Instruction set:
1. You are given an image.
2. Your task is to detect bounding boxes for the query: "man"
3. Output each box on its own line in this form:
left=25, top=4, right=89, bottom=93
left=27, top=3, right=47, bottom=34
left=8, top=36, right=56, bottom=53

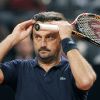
left=0, top=11, right=96, bottom=100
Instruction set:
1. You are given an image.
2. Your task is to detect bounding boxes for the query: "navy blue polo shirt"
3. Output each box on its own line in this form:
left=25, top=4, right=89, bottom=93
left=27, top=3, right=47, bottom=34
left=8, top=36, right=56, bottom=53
left=0, top=56, right=88, bottom=100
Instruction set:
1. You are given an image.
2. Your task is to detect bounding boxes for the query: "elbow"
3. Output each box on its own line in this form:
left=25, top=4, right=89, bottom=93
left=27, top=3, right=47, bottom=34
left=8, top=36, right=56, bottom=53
left=0, top=76, right=3, bottom=84
left=0, top=70, right=4, bottom=84
left=0, top=77, right=3, bottom=84
left=79, top=80, right=94, bottom=90
left=77, top=74, right=97, bottom=90
left=92, top=71, right=97, bottom=82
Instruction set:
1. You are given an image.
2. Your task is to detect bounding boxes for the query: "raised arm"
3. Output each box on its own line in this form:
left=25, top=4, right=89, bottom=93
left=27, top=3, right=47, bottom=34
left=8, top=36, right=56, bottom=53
left=51, top=21, right=97, bottom=90
left=0, top=19, right=35, bottom=84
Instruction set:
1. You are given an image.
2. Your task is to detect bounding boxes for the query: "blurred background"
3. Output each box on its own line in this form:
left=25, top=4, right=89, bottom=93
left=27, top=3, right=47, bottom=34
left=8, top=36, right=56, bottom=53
left=0, top=0, right=100, bottom=100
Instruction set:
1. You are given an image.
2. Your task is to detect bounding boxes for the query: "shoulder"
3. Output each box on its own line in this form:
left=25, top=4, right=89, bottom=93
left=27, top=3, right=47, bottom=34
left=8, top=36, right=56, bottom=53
left=0, top=59, right=36, bottom=69
left=13, top=59, right=36, bottom=67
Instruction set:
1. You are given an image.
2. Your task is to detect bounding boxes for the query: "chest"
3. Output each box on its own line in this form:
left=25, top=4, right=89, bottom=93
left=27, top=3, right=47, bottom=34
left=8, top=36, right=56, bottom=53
left=15, top=66, right=73, bottom=100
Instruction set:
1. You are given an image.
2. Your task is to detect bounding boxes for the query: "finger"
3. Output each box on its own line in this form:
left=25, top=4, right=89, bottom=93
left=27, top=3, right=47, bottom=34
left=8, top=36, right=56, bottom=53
left=32, top=19, right=36, bottom=24
left=19, top=20, right=35, bottom=29
left=50, top=21, right=71, bottom=25
left=20, top=25, right=32, bottom=40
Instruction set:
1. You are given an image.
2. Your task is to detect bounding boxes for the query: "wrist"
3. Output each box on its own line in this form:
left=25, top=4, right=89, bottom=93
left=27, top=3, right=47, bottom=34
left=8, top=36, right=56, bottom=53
left=8, top=34, right=18, bottom=46
left=60, top=35, right=71, bottom=40
left=61, top=38, right=78, bottom=54
left=60, top=32, right=72, bottom=40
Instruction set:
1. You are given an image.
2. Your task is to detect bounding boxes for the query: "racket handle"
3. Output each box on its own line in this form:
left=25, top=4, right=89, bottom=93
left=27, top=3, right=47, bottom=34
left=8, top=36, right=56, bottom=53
left=34, top=23, right=59, bottom=32
left=34, top=23, right=76, bottom=33
left=34, top=23, right=85, bottom=38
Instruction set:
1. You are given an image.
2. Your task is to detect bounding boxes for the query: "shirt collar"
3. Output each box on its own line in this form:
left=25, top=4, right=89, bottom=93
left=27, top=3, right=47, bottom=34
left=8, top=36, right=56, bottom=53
left=33, top=56, right=69, bottom=70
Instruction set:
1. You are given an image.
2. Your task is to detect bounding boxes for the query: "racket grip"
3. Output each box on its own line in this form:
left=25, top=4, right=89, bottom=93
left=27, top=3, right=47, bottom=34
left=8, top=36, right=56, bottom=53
left=34, top=23, right=59, bottom=32
left=34, top=23, right=85, bottom=38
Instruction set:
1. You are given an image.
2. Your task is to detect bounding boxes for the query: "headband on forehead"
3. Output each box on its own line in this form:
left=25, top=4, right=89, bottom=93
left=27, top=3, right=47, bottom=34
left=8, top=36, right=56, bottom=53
left=32, top=14, right=62, bottom=22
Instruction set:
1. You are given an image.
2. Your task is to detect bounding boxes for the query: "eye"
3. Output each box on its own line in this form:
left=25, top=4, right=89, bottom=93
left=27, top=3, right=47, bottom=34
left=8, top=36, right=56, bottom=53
left=47, top=35, right=55, bottom=41
left=34, top=35, right=41, bottom=41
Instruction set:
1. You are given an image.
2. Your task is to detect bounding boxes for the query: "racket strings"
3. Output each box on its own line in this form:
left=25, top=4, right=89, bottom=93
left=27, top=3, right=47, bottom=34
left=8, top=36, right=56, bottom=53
left=77, top=15, right=100, bottom=44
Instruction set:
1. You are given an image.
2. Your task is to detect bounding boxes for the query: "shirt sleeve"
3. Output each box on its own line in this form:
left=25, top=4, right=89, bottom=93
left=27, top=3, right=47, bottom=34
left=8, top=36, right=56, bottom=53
left=69, top=68, right=88, bottom=100
left=0, top=59, right=22, bottom=88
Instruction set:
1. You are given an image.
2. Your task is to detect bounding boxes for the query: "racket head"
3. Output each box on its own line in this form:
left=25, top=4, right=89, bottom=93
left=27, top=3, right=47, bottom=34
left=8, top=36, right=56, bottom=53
left=73, top=13, right=100, bottom=46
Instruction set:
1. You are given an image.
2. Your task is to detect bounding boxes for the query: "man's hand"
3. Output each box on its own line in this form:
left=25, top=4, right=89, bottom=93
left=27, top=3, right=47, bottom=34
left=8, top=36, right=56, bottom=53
left=11, top=19, right=36, bottom=45
left=51, top=21, right=73, bottom=40
left=0, top=19, right=36, bottom=62
left=51, top=20, right=96, bottom=90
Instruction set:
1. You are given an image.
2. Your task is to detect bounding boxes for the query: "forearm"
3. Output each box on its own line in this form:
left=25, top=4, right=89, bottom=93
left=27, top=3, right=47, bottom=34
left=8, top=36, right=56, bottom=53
left=54, top=20, right=97, bottom=90
left=0, top=34, right=16, bottom=62
left=66, top=49, right=97, bottom=90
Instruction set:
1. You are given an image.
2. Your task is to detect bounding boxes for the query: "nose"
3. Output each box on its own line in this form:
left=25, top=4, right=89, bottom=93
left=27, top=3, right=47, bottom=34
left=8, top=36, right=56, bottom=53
left=41, top=38, right=47, bottom=47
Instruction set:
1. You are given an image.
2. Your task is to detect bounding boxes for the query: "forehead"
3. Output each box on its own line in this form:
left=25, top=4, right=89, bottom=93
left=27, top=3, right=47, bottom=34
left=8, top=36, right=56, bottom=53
left=33, top=21, right=58, bottom=36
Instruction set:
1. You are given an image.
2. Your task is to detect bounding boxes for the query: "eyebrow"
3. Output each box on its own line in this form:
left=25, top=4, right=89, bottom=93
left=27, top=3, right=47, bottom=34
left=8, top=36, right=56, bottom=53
left=46, top=32, right=58, bottom=37
left=33, top=33, right=41, bottom=37
left=34, top=31, right=58, bottom=37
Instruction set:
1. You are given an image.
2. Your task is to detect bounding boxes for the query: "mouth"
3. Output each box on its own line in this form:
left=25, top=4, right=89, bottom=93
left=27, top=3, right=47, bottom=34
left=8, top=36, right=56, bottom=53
left=39, top=50, right=49, bottom=53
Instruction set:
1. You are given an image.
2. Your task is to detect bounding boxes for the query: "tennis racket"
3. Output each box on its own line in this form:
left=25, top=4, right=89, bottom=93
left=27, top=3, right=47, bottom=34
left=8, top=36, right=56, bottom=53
left=34, top=13, right=100, bottom=46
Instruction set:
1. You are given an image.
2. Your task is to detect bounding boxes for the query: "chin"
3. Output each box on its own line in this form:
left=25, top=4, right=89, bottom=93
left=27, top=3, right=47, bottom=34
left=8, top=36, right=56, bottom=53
left=39, top=52, right=49, bottom=58
left=39, top=55, right=50, bottom=59
left=38, top=54, right=55, bottom=62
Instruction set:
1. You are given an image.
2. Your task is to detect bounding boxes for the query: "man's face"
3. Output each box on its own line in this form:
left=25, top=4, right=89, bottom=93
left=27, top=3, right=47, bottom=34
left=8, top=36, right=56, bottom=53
left=32, top=21, right=61, bottom=62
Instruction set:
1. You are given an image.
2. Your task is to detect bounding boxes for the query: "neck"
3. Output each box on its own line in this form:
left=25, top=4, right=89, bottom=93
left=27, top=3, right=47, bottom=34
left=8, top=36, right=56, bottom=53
left=38, top=56, right=60, bottom=72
